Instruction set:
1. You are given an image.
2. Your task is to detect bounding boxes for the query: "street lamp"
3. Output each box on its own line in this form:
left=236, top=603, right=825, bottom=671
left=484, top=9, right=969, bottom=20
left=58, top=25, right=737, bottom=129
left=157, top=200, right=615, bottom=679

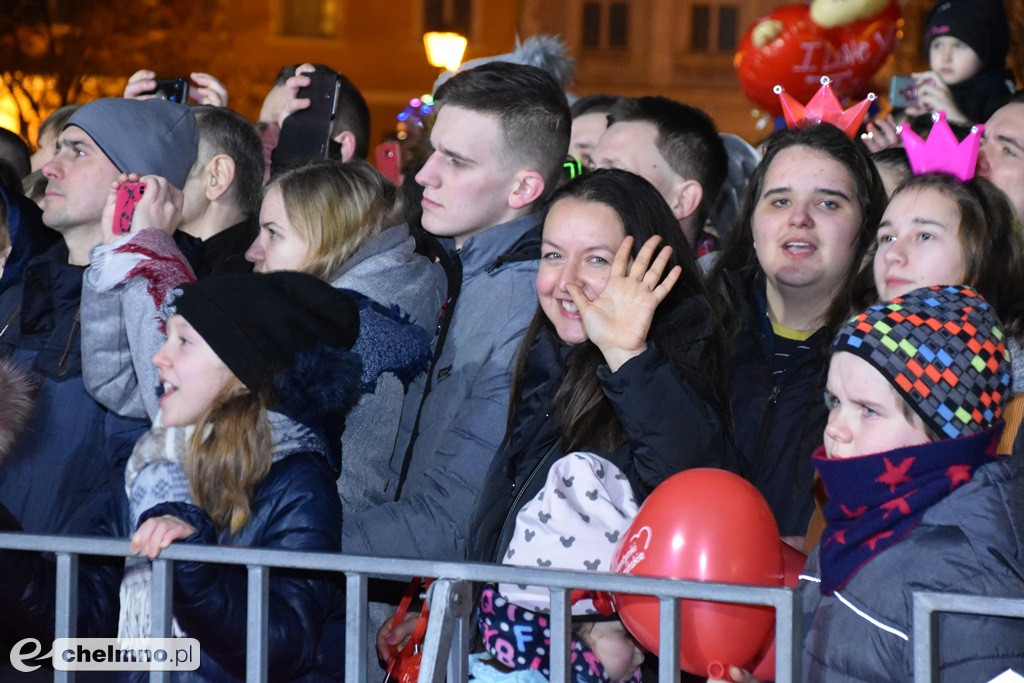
left=423, top=32, right=468, bottom=72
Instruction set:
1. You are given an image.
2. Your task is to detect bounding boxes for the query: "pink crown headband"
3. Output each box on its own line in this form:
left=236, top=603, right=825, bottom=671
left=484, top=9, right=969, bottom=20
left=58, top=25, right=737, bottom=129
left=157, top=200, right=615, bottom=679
left=774, top=77, right=876, bottom=139
left=898, top=111, right=983, bottom=182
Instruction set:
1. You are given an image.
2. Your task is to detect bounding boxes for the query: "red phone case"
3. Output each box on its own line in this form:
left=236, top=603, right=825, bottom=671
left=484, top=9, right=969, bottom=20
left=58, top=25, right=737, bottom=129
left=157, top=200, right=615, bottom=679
left=113, top=182, right=146, bottom=235
left=375, top=141, right=402, bottom=185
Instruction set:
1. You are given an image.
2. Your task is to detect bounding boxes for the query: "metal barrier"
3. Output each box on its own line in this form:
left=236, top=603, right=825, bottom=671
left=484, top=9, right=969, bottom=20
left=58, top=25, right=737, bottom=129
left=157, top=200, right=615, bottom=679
left=4, top=532, right=1020, bottom=683
left=0, top=531, right=801, bottom=683
left=912, top=591, right=1024, bottom=683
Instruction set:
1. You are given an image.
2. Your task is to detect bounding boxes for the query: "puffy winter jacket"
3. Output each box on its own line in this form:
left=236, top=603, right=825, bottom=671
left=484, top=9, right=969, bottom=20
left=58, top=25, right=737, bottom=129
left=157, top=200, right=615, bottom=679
left=800, top=446, right=1024, bottom=681
left=135, top=447, right=345, bottom=681
left=469, top=296, right=740, bottom=564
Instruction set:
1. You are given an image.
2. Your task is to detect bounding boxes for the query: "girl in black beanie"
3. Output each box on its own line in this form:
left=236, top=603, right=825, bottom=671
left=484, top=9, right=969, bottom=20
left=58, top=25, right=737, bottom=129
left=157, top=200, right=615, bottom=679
left=124, top=270, right=362, bottom=680
left=909, top=0, right=1015, bottom=125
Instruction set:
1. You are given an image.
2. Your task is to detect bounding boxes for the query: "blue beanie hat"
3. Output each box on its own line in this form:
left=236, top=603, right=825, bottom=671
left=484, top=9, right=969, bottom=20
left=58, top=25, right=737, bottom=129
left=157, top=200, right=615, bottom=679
left=66, top=98, right=199, bottom=188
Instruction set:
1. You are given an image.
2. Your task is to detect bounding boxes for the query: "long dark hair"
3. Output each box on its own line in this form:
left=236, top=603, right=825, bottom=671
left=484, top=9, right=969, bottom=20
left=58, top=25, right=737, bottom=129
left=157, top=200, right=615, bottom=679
left=508, top=168, right=730, bottom=453
left=708, top=124, right=887, bottom=339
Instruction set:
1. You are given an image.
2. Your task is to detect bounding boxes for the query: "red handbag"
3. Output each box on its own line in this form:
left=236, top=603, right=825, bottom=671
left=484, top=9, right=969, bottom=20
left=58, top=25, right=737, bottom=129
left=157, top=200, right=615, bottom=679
left=382, top=577, right=434, bottom=683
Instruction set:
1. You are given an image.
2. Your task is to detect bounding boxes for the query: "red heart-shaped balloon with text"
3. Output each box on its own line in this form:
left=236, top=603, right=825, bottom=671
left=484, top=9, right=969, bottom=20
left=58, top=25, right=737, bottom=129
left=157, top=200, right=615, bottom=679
left=735, top=2, right=902, bottom=116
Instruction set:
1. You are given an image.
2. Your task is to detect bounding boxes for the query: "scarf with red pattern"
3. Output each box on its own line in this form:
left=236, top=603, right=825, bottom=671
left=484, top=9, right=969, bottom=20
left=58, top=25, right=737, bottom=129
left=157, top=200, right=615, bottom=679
left=813, top=426, right=1001, bottom=594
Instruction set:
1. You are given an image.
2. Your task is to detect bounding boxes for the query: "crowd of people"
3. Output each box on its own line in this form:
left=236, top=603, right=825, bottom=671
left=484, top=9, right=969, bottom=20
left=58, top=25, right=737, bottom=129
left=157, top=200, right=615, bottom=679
left=0, top=0, right=1021, bottom=680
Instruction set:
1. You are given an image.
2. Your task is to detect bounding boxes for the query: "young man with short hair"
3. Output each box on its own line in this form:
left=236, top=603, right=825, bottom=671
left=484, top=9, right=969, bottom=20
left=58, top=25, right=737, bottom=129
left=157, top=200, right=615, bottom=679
left=594, top=96, right=727, bottom=261
left=343, top=61, right=571, bottom=561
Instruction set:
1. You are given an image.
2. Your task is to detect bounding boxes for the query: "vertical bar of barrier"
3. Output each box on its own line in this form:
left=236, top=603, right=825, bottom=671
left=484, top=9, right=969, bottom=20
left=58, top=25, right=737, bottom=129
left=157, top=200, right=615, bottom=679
left=419, top=579, right=459, bottom=683
left=148, top=558, right=174, bottom=683
left=344, top=572, right=368, bottom=683
left=444, top=581, right=472, bottom=683
left=246, top=564, right=269, bottom=683
left=658, top=596, right=681, bottom=682
left=549, top=587, right=571, bottom=683
left=775, top=586, right=801, bottom=683
left=913, top=595, right=938, bottom=683
left=54, top=552, right=79, bottom=683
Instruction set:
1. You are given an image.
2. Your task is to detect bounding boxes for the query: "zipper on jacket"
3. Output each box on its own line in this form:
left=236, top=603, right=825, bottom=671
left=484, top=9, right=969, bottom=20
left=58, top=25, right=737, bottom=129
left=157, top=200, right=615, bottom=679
left=0, top=305, right=21, bottom=339
left=57, top=309, right=80, bottom=377
left=492, top=439, right=561, bottom=564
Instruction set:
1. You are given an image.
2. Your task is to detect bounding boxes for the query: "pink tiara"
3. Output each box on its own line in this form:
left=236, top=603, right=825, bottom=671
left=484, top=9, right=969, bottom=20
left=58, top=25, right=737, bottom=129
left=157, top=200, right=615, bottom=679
left=774, top=77, right=875, bottom=139
left=898, top=111, right=983, bottom=182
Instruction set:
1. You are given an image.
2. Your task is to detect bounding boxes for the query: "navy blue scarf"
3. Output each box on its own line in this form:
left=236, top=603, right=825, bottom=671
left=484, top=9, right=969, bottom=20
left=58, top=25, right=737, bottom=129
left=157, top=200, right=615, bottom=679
left=813, top=427, right=1001, bottom=594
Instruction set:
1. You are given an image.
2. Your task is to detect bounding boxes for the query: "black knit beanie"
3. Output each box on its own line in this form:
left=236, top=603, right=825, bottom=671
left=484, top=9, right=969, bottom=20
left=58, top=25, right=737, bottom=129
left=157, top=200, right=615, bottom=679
left=171, top=271, right=359, bottom=392
left=924, top=0, right=1010, bottom=72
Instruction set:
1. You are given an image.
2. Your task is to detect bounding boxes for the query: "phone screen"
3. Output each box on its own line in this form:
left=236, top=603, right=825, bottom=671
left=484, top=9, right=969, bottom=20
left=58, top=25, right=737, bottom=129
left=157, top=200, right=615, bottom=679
left=153, top=79, right=190, bottom=104
left=889, top=76, right=918, bottom=109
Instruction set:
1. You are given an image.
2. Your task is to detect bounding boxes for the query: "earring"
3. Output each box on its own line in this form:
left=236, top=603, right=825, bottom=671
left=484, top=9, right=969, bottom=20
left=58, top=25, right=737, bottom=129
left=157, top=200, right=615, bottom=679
left=209, top=178, right=217, bottom=186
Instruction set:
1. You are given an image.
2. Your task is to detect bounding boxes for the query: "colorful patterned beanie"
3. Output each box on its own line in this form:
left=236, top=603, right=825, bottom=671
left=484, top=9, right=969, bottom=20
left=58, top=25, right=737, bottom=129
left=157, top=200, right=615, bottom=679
left=831, top=285, right=1011, bottom=439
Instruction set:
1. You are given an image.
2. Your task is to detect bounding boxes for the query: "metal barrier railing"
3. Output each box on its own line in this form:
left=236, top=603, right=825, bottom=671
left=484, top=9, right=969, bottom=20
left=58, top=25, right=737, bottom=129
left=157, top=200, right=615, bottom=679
left=912, top=591, right=1024, bottom=683
left=0, top=532, right=801, bottom=683
left=7, top=532, right=1021, bottom=683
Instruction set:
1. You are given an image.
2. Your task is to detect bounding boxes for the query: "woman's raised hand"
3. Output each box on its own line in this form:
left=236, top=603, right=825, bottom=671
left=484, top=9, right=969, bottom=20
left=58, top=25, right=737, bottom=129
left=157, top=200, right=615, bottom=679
left=566, top=235, right=681, bottom=372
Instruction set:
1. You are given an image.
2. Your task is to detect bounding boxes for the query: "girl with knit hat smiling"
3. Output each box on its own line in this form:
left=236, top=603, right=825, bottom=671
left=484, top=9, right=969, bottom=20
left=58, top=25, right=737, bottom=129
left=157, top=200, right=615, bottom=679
left=710, top=285, right=1024, bottom=682
left=122, top=270, right=363, bottom=680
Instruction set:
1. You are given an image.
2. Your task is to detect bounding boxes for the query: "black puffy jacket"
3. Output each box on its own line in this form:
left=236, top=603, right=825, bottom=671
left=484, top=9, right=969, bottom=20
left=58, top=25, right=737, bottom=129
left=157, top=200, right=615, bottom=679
left=133, top=448, right=344, bottom=682
left=468, top=302, right=739, bottom=564
left=0, top=445, right=344, bottom=682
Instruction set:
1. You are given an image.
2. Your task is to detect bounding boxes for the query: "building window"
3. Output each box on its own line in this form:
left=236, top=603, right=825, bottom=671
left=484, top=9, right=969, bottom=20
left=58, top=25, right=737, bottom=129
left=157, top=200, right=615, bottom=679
left=279, top=0, right=337, bottom=38
left=690, top=3, right=738, bottom=54
left=425, top=0, right=472, bottom=36
left=582, top=0, right=630, bottom=50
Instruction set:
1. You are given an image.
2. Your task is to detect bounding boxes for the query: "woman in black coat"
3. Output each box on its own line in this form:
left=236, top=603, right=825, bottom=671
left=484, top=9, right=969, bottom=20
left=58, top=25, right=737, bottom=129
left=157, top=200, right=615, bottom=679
left=468, top=169, right=739, bottom=565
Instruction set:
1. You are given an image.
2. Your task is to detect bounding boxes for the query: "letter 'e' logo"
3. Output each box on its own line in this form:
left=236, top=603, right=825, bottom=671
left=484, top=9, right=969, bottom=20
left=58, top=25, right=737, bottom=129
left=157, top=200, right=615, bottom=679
left=10, top=638, right=52, bottom=673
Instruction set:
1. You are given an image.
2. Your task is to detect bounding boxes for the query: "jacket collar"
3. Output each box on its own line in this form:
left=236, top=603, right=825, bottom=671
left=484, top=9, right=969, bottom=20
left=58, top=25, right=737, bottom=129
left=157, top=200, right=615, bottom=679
left=435, top=212, right=544, bottom=278
left=21, top=240, right=84, bottom=336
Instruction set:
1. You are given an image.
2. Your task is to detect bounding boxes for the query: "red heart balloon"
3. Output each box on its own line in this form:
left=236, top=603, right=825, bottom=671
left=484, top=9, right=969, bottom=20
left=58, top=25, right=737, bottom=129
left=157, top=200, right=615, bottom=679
left=735, top=2, right=902, bottom=116
left=610, top=468, right=784, bottom=678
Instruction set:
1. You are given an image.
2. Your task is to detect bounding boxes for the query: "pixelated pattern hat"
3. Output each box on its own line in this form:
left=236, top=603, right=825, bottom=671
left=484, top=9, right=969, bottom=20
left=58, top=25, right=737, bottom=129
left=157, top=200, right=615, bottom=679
left=831, top=285, right=1011, bottom=439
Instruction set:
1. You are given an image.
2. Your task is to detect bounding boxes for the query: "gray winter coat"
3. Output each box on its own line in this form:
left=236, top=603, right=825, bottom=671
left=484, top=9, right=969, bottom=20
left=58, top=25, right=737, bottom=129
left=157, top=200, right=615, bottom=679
left=342, top=213, right=542, bottom=560
left=332, top=224, right=441, bottom=518
left=800, top=447, right=1024, bottom=682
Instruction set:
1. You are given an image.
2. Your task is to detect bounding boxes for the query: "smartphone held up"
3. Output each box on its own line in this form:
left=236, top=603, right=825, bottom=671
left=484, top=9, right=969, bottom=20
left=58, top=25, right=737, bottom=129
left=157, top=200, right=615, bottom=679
left=889, top=75, right=918, bottom=110
left=271, top=67, right=341, bottom=175
left=113, top=182, right=146, bottom=236
left=150, top=78, right=190, bottom=104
